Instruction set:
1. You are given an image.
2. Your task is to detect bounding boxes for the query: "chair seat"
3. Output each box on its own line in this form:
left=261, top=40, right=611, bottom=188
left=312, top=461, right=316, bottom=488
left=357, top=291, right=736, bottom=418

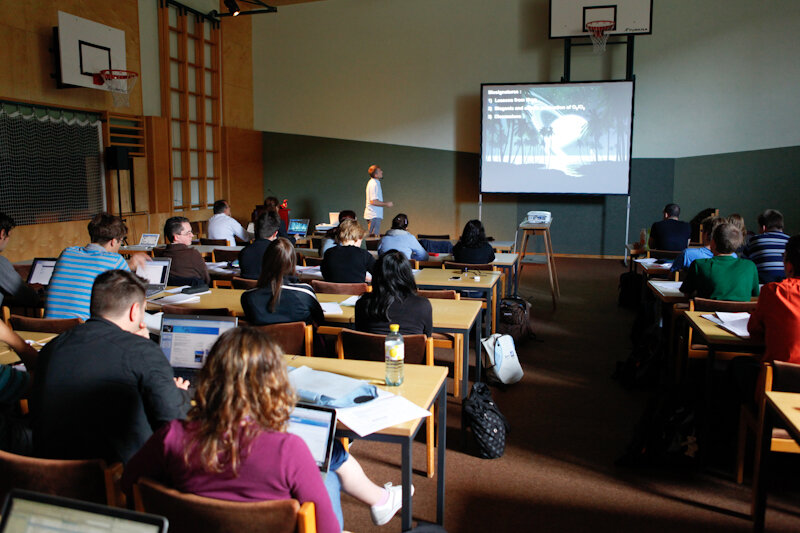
left=432, top=332, right=454, bottom=341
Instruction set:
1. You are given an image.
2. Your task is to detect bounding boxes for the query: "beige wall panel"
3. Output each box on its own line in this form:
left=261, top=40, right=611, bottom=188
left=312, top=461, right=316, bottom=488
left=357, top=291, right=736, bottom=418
left=222, top=127, right=263, bottom=223
left=220, top=8, right=252, bottom=129
left=222, top=84, right=253, bottom=132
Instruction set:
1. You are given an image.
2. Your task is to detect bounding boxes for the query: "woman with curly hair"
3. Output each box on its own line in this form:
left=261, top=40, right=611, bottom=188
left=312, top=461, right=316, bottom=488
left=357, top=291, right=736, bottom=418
left=122, top=327, right=407, bottom=530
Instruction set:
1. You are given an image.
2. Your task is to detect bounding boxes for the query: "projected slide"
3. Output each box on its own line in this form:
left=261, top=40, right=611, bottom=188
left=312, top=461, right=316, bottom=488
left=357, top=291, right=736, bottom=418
left=480, top=81, right=633, bottom=195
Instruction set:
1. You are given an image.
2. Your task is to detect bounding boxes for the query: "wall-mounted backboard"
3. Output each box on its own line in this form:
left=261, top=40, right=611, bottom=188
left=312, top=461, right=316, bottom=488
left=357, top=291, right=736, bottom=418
left=550, top=0, right=653, bottom=38
left=57, top=11, right=126, bottom=91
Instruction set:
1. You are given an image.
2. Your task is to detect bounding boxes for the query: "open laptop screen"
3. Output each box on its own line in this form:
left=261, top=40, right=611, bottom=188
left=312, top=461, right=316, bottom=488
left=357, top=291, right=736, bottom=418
left=159, top=315, right=238, bottom=370
left=137, top=259, right=171, bottom=286
left=138, top=233, right=160, bottom=247
left=287, top=219, right=309, bottom=236
left=27, top=258, right=57, bottom=285
left=287, top=403, right=337, bottom=473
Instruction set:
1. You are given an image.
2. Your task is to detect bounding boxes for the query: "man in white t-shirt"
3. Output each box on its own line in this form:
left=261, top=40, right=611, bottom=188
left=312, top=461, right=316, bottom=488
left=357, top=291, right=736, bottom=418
left=207, top=199, right=249, bottom=246
left=363, top=165, right=393, bottom=236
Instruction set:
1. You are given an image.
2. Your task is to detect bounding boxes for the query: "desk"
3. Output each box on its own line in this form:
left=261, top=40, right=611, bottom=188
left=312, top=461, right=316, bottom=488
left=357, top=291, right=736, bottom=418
left=285, top=355, right=447, bottom=531
left=648, top=280, right=689, bottom=380
left=636, top=260, right=674, bottom=279
left=0, top=331, right=58, bottom=365
left=417, top=253, right=519, bottom=298
left=518, top=222, right=559, bottom=309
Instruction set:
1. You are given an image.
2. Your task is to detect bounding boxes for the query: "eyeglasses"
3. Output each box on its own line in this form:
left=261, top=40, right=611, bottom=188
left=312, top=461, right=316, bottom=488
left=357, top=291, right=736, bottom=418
left=179, top=230, right=194, bottom=236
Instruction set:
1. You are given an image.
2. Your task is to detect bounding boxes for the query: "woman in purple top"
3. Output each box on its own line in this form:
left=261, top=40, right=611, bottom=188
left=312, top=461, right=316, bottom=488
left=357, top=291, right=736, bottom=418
left=122, top=327, right=408, bottom=531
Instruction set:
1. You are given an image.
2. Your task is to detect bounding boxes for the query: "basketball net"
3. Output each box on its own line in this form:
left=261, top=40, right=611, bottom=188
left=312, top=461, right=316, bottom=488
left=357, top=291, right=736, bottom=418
left=586, top=21, right=614, bottom=54
left=99, top=70, right=139, bottom=108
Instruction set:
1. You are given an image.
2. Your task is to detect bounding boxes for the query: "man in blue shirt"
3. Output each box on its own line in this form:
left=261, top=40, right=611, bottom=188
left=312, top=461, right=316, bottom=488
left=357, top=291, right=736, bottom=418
left=378, top=213, right=429, bottom=261
left=744, top=209, right=790, bottom=283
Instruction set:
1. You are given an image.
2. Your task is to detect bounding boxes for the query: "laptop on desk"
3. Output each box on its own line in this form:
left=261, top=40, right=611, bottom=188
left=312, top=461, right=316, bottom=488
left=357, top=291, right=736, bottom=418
left=26, top=258, right=57, bottom=286
left=136, top=258, right=172, bottom=297
left=287, top=218, right=310, bottom=237
left=287, top=403, right=337, bottom=474
left=159, top=314, right=238, bottom=382
left=125, top=233, right=161, bottom=251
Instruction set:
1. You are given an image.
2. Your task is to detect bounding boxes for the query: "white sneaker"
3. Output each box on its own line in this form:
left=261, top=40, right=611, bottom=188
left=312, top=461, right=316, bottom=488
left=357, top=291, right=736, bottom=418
left=370, top=482, right=414, bottom=526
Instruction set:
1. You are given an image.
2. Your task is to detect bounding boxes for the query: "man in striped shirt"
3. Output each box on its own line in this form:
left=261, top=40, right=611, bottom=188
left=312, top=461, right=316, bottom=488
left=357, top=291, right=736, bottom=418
left=45, top=213, right=149, bottom=319
left=743, top=209, right=790, bottom=284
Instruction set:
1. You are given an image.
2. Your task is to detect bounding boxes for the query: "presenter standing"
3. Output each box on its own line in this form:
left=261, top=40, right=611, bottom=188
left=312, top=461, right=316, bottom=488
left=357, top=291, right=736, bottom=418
left=363, top=164, right=393, bottom=236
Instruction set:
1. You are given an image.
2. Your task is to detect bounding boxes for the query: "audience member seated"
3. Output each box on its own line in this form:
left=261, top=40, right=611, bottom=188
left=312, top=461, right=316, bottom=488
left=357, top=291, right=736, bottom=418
left=122, top=327, right=409, bottom=531
left=670, top=216, right=726, bottom=272
left=320, top=210, right=357, bottom=256
left=743, top=208, right=790, bottom=284
left=377, top=214, right=429, bottom=261
left=161, top=217, right=210, bottom=287
left=649, top=203, right=691, bottom=251
left=207, top=199, right=249, bottom=246
left=0, top=320, right=39, bottom=454
left=321, top=219, right=375, bottom=283
left=679, top=222, right=759, bottom=301
left=239, top=211, right=280, bottom=280
left=453, top=219, right=495, bottom=264
left=241, top=238, right=323, bottom=326
left=263, top=196, right=295, bottom=245
left=45, top=213, right=149, bottom=320
left=355, top=251, right=432, bottom=336
left=0, top=212, right=41, bottom=308
left=727, top=213, right=750, bottom=254
left=31, top=270, right=191, bottom=464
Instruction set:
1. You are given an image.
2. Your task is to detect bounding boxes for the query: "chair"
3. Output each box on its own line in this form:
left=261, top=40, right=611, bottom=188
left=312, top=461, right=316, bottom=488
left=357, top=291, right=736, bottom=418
left=254, top=321, right=313, bottom=356
left=160, top=305, right=231, bottom=316
left=335, top=329, right=437, bottom=477
left=133, top=478, right=316, bottom=533
left=189, top=220, right=204, bottom=239
left=295, top=251, right=307, bottom=267
left=738, top=362, right=800, bottom=515
left=304, top=256, right=323, bottom=267
left=212, top=248, right=240, bottom=263
left=310, top=280, right=369, bottom=296
left=418, top=234, right=450, bottom=240
left=234, top=236, right=251, bottom=245
left=232, top=276, right=258, bottom=290
left=365, top=238, right=380, bottom=251
left=8, top=315, right=82, bottom=333
left=417, top=290, right=465, bottom=396
left=646, top=249, right=681, bottom=261
left=200, top=238, right=228, bottom=246
left=0, top=449, right=122, bottom=507
left=413, top=260, right=444, bottom=269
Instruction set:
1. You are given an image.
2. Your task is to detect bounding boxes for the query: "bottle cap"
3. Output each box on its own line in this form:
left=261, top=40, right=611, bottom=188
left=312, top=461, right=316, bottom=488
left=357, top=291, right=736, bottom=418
left=389, top=324, right=400, bottom=333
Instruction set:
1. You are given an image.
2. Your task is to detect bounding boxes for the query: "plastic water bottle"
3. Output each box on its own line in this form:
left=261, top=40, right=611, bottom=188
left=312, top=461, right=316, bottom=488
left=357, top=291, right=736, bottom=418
left=384, top=324, right=404, bottom=386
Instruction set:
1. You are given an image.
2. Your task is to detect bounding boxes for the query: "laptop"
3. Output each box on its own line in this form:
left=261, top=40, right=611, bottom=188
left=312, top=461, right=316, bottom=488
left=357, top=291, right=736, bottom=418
left=329, top=212, right=339, bottom=225
left=287, top=403, right=338, bottom=474
left=26, top=258, right=57, bottom=285
left=287, top=218, right=310, bottom=237
left=0, top=489, right=168, bottom=533
left=159, top=314, right=238, bottom=382
left=125, top=233, right=161, bottom=252
left=136, top=258, right=172, bottom=297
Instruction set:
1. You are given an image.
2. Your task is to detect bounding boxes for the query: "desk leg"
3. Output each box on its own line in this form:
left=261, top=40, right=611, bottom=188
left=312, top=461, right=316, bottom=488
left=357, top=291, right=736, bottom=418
left=541, top=229, right=558, bottom=309
left=437, top=382, right=446, bottom=525
left=401, top=438, right=413, bottom=531
left=519, top=231, right=531, bottom=271
left=490, top=285, right=497, bottom=335
left=753, top=404, right=773, bottom=532
left=474, top=310, right=483, bottom=385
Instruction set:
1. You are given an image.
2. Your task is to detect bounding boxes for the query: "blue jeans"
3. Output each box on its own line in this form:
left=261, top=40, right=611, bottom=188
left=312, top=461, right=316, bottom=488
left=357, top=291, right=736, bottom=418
left=322, top=439, right=348, bottom=529
left=367, top=218, right=382, bottom=236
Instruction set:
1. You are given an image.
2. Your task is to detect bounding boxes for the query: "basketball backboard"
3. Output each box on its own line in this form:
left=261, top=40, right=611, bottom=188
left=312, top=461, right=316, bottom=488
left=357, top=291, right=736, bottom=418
left=549, top=0, right=653, bottom=38
left=57, top=11, right=126, bottom=91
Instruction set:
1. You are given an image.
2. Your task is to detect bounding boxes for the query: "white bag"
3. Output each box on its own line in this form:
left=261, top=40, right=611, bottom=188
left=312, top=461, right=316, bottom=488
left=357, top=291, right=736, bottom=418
left=481, top=334, right=523, bottom=385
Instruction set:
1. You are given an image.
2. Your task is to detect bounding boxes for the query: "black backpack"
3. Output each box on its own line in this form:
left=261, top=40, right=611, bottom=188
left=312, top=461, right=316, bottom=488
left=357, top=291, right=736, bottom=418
left=497, top=297, right=536, bottom=343
left=463, top=383, right=509, bottom=459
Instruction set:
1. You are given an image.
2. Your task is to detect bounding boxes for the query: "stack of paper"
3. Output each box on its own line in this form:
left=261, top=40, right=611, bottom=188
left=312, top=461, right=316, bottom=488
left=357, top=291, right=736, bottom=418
left=148, top=293, right=205, bottom=305
left=702, top=312, right=751, bottom=338
left=320, top=302, right=343, bottom=315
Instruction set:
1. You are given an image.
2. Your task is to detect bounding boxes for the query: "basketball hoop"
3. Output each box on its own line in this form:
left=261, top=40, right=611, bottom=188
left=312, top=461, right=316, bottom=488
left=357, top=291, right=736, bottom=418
left=94, top=69, right=139, bottom=108
left=586, top=20, right=614, bottom=54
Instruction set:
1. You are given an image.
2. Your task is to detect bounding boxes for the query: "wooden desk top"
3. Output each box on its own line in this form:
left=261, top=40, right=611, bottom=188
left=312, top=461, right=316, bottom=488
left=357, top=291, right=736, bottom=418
left=766, top=391, right=800, bottom=444
left=0, top=331, right=59, bottom=365
left=518, top=222, right=552, bottom=230
left=415, top=268, right=501, bottom=290
left=683, top=311, right=764, bottom=349
left=283, top=355, right=447, bottom=438
left=648, top=280, right=689, bottom=304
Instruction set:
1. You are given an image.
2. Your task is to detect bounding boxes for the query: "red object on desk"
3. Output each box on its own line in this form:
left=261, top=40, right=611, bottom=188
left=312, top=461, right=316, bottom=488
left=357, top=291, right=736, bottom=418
left=429, top=253, right=439, bottom=257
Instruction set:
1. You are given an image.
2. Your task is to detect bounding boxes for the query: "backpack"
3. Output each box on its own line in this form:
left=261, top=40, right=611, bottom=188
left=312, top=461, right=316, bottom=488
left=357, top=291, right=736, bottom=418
left=463, top=383, right=509, bottom=459
left=497, top=297, right=535, bottom=343
left=618, top=271, right=644, bottom=309
left=481, top=334, right=523, bottom=385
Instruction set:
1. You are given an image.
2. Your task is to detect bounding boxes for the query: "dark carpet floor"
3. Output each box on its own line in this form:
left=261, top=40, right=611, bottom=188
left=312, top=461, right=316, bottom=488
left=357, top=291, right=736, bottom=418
left=339, top=258, right=800, bottom=532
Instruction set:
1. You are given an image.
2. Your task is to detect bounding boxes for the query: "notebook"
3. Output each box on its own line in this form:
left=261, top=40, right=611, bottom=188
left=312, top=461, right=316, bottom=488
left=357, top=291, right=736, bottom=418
left=287, top=218, right=310, bottom=236
left=136, top=258, right=172, bottom=297
left=26, top=258, right=57, bottom=285
left=287, top=403, right=338, bottom=473
left=159, top=314, right=238, bottom=381
left=0, top=489, right=168, bottom=533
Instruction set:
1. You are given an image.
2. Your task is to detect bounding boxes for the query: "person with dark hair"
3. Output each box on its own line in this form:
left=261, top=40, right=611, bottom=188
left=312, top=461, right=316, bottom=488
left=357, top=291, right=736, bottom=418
left=31, top=270, right=190, bottom=464
left=207, top=199, right=249, bottom=246
left=743, top=208, right=790, bottom=283
left=453, top=219, right=495, bottom=264
left=45, top=212, right=149, bottom=320
left=241, top=238, right=323, bottom=325
left=321, top=219, right=375, bottom=283
left=262, top=196, right=295, bottom=245
left=378, top=214, right=429, bottom=261
left=670, top=216, right=728, bottom=272
left=122, top=327, right=409, bottom=530
left=363, top=165, right=393, bottom=236
left=239, top=211, right=281, bottom=280
left=320, top=210, right=358, bottom=256
left=161, top=217, right=210, bottom=286
left=649, top=203, right=691, bottom=251
left=355, top=251, right=432, bottom=336
left=0, top=319, right=39, bottom=454
left=679, top=222, right=759, bottom=301
left=0, top=212, right=41, bottom=308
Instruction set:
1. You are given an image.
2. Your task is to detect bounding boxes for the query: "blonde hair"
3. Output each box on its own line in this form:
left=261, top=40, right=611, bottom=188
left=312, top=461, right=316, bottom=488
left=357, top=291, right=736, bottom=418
left=727, top=213, right=746, bottom=234
left=337, top=218, right=366, bottom=243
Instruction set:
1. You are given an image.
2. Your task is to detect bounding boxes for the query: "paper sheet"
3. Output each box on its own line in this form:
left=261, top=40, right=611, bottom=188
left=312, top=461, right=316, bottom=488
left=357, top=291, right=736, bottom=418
left=336, top=394, right=432, bottom=437
left=649, top=280, right=684, bottom=297
left=320, top=302, right=343, bottom=315
left=634, top=258, right=658, bottom=264
left=339, top=295, right=360, bottom=306
left=147, top=293, right=204, bottom=305
left=702, top=312, right=751, bottom=338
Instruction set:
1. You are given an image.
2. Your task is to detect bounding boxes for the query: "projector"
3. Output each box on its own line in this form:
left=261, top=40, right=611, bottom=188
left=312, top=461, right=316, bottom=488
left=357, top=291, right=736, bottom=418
left=525, top=211, right=552, bottom=224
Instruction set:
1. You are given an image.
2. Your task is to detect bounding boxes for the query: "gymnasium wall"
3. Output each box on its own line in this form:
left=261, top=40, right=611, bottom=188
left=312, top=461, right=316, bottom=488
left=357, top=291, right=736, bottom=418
left=255, top=0, right=800, bottom=255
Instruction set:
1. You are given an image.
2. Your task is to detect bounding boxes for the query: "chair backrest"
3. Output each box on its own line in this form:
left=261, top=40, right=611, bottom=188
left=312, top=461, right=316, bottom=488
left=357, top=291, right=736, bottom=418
left=365, top=238, right=380, bottom=251
left=200, top=238, right=228, bottom=246
left=443, top=261, right=496, bottom=272
left=232, top=276, right=258, bottom=290
left=234, top=236, right=250, bottom=245
left=295, top=251, right=307, bottom=267
left=311, top=280, right=368, bottom=296
left=0, top=449, right=117, bottom=506
left=772, top=361, right=800, bottom=393
left=690, top=297, right=758, bottom=313
left=254, top=321, right=313, bottom=356
left=417, top=289, right=459, bottom=300
left=133, top=478, right=315, bottom=533
left=160, top=305, right=231, bottom=316
left=414, top=260, right=444, bottom=269
left=417, top=234, right=450, bottom=240
left=213, top=248, right=239, bottom=263
left=8, top=315, right=82, bottom=333
left=190, top=220, right=204, bottom=239
left=304, top=256, right=323, bottom=267
left=152, top=247, right=167, bottom=258
left=336, top=328, right=432, bottom=365
left=647, top=249, right=681, bottom=261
